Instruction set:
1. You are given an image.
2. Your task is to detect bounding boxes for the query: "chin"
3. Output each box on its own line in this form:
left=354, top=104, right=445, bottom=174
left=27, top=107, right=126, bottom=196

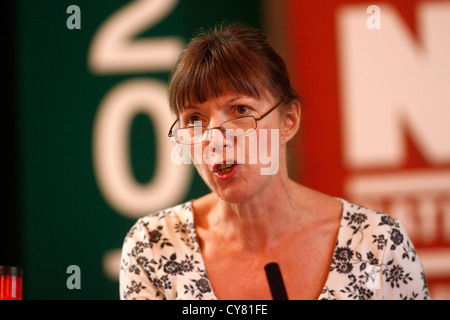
left=196, top=164, right=273, bottom=204
left=215, top=187, right=253, bottom=204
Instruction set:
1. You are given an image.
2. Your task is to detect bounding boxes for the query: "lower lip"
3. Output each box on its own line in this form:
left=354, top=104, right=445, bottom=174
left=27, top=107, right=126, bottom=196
left=214, top=164, right=239, bottom=180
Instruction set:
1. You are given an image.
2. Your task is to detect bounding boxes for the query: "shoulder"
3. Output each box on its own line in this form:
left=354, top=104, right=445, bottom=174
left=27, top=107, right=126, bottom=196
left=338, top=199, right=419, bottom=257
left=337, top=199, right=397, bottom=247
left=341, top=198, right=396, bottom=228
left=122, top=201, right=200, bottom=259
left=337, top=198, right=412, bottom=258
left=120, top=201, right=214, bottom=300
left=333, top=199, right=396, bottom=270
left=330, top=199, right=430, bottom=300
left=124, top=201, right=195, bottom=243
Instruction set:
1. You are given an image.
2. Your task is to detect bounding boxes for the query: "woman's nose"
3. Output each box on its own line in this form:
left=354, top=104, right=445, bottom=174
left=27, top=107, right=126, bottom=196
left=206, top=127, right=227, bottom=150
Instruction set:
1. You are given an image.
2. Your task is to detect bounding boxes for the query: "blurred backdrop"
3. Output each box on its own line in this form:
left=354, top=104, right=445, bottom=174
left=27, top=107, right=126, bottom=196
left=3, top=0, right=449, bottom=299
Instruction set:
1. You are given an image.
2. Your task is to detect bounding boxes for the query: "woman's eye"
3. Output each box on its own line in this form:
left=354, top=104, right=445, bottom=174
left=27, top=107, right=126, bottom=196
left=235, top=105, right=251, bottom=116
left=186, top=115, right=203, bottom=126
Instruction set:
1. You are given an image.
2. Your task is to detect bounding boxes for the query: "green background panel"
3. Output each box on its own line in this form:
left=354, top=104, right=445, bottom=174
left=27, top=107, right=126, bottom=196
left=16, top=0, right=261, bottom=299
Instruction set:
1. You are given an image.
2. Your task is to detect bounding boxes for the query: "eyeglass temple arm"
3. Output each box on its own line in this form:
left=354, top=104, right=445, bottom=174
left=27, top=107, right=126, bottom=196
left=255, top=99, right=284, bottom=121
left=168, top=119, right=179, bottom=137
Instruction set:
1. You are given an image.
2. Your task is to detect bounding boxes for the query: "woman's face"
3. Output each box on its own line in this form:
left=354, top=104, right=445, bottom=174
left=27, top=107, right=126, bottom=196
left=178, top=93, right=285, bottom=203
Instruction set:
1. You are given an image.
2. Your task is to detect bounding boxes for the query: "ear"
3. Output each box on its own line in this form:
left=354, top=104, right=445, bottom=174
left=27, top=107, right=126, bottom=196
left=280, top=100, right=301, bottom=145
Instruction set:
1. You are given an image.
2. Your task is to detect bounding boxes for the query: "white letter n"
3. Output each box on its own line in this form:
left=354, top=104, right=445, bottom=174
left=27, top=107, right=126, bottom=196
left=338, top=3, right=450, bottom=169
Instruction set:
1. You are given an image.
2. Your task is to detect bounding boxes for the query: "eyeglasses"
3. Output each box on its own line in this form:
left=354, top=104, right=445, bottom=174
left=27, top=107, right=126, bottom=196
left=168, top=98, right=285, bottom=145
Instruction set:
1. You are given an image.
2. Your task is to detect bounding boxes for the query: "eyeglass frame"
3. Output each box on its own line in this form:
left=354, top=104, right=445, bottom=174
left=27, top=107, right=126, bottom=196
left=167, top=97, right=286, bottom=144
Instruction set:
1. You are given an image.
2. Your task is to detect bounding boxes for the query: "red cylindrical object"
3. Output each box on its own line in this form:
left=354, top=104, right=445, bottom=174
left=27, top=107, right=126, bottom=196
left=0, top=266, right=23, bottom=300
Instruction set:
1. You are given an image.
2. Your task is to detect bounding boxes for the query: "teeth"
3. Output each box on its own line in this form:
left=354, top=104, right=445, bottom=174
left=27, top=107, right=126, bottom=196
left=220, top=166, right=233, bottom=174
left=217, top=163, right=234, bottom=173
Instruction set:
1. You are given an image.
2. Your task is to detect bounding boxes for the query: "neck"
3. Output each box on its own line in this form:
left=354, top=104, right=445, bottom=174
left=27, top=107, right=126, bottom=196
left=211, top=167, right=301, bottom=253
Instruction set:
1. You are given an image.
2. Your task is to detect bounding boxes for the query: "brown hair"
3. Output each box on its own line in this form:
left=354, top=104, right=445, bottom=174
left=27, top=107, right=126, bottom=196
left=168, top=22, right=301, bottom=117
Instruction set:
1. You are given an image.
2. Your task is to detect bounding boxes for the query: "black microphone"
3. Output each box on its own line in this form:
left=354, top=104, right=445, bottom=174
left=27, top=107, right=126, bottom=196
left=264, top=262, right=288, bottom=300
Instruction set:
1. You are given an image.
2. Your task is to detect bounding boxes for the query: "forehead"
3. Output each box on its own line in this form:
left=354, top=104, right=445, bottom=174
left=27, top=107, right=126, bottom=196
left=171, top=45, right=275, bottom=116
left=178, top=91, right=275, bottom=114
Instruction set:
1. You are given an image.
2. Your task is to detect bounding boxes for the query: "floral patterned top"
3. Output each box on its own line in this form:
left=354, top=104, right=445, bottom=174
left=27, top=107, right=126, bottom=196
left=119, top=198, right=430, bottom=300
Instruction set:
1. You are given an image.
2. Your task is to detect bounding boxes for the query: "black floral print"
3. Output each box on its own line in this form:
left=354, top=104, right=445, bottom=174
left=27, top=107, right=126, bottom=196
left=120, top=199, right=430, bottom=300
left=148, top=229, right=162, bottom=243
left=390, top=228, right=404, bottom=247
left=335, top=247, right=354, bottom=261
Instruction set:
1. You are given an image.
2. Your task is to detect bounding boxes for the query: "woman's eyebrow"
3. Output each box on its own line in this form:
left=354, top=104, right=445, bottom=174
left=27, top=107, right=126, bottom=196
left=182, top=96, right=257, bottom=110
left=182, top=104, right=201, bottom=110
left=183, top=98, right=241, bottom=110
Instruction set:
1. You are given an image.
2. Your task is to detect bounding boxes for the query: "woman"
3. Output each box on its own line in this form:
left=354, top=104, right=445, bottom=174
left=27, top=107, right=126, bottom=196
left=120, top=23, right=430, bottom=300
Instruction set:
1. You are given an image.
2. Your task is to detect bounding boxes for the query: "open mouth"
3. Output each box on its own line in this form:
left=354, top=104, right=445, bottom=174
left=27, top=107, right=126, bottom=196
left=214, top=163, right=235, bottom=174
left=213, top=162, right=239, bottom=180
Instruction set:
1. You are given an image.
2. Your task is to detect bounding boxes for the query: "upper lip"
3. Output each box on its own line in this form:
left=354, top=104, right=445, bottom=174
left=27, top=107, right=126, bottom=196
left=213, top=161, right=237, bottom=172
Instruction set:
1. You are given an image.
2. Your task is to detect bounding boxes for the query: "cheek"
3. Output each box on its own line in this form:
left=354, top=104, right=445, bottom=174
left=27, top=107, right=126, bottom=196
left=188, top=144, right=204, bottom=164
left=193, top=161, right=216, bottom=191
left=255, top=127, right=280, bottom=160
left=234, top=133, right=256, bottom=164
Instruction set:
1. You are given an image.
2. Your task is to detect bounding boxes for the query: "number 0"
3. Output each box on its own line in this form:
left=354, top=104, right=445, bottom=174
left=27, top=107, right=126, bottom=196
left=92, top=79, right=191, bottom=217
